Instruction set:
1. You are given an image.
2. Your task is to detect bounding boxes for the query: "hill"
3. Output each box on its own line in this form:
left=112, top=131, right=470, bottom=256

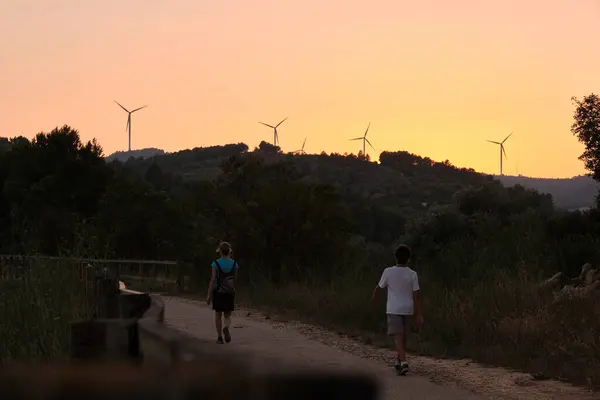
left=105, top=148, right=166, bottom=163
left=5, top=138, right=597, bottom=210
left=496, top=175, right=597, bottom=210
left=113, top=142, right=595, bottom=211
left=118, top=142, right=492, bottom=197
left=114, top=142, right=558, bottom=244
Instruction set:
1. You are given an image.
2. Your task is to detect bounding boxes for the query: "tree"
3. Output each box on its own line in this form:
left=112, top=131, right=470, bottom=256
left=0, top=126, right=108, bottom=254
left=0, top=137, right=11, bottom=153
left=255, top=141, right=281, bottom=154
left=571, top=94, right=600, bottom=181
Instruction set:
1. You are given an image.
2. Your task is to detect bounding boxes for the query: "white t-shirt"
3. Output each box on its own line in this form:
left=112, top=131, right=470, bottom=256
left=377, top=266, right=420, bottom=315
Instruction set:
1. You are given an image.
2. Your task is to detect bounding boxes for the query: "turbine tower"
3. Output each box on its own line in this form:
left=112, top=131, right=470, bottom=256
left=349, top=123, right=375, bottom=156
left=115, top=101, right=148, bottom=151
left=294, top=137, right=307, bottom=154
left=259, top=117, right=288, bottom=147
left=487, top=132, right=513, bottom=176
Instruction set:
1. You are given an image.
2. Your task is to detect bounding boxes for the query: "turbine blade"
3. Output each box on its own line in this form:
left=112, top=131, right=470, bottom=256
left=349, top=137, right=362, bottom=141
left=364, top=122, right=370, bottom=138
left=275, top=117, right=288, bottom=128
left=502, top=145, right=507, bottom=159
left=131, top=105, right=148, bottom=113
left=115, top=101, right=129, bottom=113
left=487, top=140, right=501, bottom=144
left=259, top=122, right=274, bottom=128
left=302, top=137, right=306, bottom=149
left=366, top=138, right=375, bottom=150
left=126, top=116, right=130, bottom=132
left=502, top=132, right=513, bottom=144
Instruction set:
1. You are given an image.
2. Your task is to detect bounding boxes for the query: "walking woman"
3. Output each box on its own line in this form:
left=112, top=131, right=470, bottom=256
left=206, top=242, right=239, bottom=344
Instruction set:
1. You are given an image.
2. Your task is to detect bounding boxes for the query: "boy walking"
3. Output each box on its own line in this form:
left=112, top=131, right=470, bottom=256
left=372, top=245, right=423, bottom=375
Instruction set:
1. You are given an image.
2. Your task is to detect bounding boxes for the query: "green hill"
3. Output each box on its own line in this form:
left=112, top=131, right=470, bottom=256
left=111, top=142, right=595, bottom=212
left=112, top=142, right=559, bottom=244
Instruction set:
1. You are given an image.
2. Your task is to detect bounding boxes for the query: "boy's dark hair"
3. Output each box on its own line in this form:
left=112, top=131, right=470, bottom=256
left=395, top=245, right=411, bottom=264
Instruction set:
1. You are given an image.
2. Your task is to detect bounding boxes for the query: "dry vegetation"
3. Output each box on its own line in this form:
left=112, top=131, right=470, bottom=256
left=233, top=238, right=600, bottom=389
left=0, top=259, right=93, bottom=362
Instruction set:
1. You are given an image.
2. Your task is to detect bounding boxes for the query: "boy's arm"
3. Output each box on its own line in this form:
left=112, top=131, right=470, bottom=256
left=371, top=285, right=383, bottom=304
left=371, top=269, right=388, bottom=305
left=413, top=290, right=423, bottom=320
left=413, top=272, right=423, bottom=324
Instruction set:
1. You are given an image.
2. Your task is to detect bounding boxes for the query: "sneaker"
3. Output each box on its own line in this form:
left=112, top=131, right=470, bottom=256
left=399, top=362, right=409, bottom=375
left=216, top=336, right=224, bottom=344
left=394, top=361, right=409, bottom=376
left=223, top=327, right=231, bottom=343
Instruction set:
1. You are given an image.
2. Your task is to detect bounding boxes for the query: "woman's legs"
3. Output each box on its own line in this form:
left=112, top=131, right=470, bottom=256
left=223, top=311, right=232, bottom=342
left=223, top=311, right=232, bottom=329
left=214, top=311, right=223, bottom=342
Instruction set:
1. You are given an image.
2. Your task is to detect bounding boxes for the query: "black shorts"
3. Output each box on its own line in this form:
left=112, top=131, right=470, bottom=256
left=212, top=290, right=235, bottom=312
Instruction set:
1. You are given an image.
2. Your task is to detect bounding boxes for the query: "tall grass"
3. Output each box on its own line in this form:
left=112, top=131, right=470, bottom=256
left=233, top=221, right=600, bottom=388
left=0, top=258, right=94, bottom=362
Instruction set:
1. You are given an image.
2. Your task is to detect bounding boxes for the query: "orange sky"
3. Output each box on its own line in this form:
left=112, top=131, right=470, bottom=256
left=2, top=0, right=599, bottom=178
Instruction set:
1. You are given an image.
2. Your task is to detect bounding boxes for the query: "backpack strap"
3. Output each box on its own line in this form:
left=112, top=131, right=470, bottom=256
left=214, top=260, right=223, bottom=286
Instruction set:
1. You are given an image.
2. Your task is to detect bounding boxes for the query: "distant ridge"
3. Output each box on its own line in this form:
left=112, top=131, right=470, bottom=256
left=109, top=143, right=597, bottom=211
left=19, top=139, right=594, bottom=211
left=496, top=174, right=598, bottom=210
left=105, top=148, right=166, bottom=163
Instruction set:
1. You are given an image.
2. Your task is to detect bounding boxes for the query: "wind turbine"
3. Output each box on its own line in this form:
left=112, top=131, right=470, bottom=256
left=487, top=132, right=513, bottom=176
left=114, top=101, right=148, bottom=152
left=259, top=117, right=288, bottom=147
left=294, top=137, right=307, bottom=154
left=349, top=123, right=375, bottom=156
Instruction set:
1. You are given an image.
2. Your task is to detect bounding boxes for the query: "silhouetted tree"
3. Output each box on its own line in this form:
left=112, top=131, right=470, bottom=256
left=571, top=94, right=600, bottom=182
left=255, top=141, right=281, bottom=154
left=0, top=137, right=11, bottom=153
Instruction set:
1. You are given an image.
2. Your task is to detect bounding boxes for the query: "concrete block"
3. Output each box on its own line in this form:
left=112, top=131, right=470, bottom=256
left=70, top=319, right=138, bottom=361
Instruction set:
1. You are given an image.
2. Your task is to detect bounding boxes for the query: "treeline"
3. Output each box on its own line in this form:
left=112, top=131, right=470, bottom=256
left=1, top=126, right=597, bottom=288
left=0, top=127, right=555, bottom=270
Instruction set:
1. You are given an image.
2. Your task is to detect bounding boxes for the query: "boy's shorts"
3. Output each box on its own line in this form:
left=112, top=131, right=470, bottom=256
left=387, top=314, right=410, bottom=335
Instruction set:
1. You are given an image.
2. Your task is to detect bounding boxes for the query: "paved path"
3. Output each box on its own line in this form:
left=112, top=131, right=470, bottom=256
left=164, top=297, right=482, bottom=400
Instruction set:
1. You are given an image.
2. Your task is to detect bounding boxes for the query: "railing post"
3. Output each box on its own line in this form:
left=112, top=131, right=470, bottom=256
left=176, top=262, right=184, bottom=293
left=94, top=274, right=120, bottom=318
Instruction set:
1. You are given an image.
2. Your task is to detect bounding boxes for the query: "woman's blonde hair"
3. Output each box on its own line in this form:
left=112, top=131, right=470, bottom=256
left=217, top=241, right=232, bottom=256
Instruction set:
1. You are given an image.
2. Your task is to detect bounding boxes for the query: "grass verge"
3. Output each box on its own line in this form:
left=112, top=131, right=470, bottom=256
left=0, top=259, right=93, bottom=362
left=234, top=270, right=600, bottom=389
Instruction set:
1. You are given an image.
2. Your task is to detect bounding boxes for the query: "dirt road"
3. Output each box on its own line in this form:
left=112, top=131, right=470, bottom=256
left=163, top=297, right=596, bottom=400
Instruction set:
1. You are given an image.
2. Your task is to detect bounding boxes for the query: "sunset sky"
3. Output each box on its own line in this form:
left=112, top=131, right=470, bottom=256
left=2, top=0, right=600, bottom=178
